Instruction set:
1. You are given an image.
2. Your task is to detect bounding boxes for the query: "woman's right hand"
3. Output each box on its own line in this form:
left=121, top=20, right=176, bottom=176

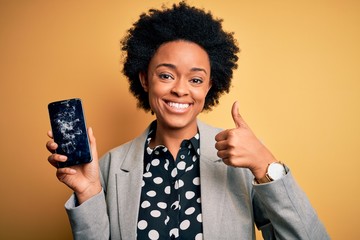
left=46, top=127, right=102, bottom=204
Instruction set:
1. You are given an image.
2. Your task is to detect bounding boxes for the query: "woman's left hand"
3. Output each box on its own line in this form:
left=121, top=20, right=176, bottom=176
left=215, top=101, right=277, bottom=180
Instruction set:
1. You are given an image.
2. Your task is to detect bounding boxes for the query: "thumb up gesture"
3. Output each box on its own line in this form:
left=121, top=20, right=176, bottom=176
left=215, top=101, right=277, bottom=180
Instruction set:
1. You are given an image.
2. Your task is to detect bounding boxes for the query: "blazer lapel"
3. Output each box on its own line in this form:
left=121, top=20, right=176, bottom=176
left=116, top=128, right=149, bottom=240
left=198, top=120, right=227, bottom=239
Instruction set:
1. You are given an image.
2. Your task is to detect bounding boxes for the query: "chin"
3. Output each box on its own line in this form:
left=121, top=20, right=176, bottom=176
left=160, top=115, right=197, bottom=130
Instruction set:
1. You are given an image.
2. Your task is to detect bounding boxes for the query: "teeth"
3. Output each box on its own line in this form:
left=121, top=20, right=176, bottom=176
left=168, top=102, right=190, bottom=109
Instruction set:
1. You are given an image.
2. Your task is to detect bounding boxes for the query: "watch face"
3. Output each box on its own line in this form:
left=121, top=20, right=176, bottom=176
left=268, top=162, right=286, bottom=180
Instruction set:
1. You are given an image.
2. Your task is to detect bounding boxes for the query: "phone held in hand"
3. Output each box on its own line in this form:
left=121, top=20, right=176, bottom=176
left=48, top=98, right=92, bottom=168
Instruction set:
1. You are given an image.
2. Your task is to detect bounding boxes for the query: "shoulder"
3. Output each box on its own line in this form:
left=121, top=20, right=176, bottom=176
left=197, top=119, right=223, bottom=149
left=197, top=119, right=223, bottom=136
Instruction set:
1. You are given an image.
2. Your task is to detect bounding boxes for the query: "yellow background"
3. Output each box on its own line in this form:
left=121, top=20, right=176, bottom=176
left=1, top=0, right=359, bottom=239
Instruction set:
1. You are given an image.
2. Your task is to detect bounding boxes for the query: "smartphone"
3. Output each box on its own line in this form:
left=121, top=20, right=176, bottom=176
left=48, top=98, right=92, bottom=168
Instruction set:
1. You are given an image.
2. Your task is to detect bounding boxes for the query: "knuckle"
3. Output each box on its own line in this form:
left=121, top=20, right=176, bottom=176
left=227, top=142, right=236, bottom=148
left=227, top=130, right=237, bottom=137
left=228, top=149, right=235, bottom=156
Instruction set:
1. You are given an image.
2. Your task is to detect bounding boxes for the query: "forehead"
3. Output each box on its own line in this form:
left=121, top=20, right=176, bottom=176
left=149, top=40, right=210, bottom=70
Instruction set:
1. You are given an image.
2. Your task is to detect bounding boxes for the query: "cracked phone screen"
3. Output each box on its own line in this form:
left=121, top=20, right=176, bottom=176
left=48, top=98, right=92, bottom=168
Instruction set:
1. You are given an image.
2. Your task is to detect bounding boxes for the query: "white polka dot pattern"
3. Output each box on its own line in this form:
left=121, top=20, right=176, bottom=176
left=137, top=124, right=203, bottom=239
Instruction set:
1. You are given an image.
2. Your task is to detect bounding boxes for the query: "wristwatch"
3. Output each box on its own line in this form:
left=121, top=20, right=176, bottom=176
left=256, top=162, right=287, bottom=184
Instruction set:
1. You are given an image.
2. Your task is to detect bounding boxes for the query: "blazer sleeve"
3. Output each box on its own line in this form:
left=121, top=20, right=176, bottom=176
left=252, top=170, right=330, bottom=240
left=65, top=190, right=110, bottom=240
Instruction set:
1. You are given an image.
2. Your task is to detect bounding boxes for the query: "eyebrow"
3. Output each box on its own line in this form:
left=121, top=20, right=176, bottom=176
left=155, top=63, right=208, bottom=75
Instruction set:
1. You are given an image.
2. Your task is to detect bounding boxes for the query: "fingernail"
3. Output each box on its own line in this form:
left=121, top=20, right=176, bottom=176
left=59, top=156, right=67, bottom=161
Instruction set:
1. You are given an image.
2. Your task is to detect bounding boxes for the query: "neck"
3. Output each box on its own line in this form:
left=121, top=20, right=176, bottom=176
left=150, top=121, right=197, bottom=159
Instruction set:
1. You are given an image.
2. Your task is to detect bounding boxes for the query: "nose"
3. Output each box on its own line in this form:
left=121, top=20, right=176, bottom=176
left=171, top=78, right=189, bottom=97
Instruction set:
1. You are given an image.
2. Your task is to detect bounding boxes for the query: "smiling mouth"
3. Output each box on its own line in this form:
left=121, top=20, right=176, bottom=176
left=166, top=101, right=191, bottom=109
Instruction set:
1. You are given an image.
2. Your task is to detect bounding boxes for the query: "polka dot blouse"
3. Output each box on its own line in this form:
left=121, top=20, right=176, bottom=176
left=137, top=122, right=203, bottom=240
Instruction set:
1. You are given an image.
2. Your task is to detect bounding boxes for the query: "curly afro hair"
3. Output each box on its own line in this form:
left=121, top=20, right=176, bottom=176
left=121, top=1, right=239, bottom=111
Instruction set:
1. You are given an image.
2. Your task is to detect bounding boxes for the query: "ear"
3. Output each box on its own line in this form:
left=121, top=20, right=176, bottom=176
left=139, top=72, right=148, bottom=92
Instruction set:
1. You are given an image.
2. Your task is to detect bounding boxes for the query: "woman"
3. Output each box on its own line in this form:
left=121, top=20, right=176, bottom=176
left=47, top=2, right=329, bottom=239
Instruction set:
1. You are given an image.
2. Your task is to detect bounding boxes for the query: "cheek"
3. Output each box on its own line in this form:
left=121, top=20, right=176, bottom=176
left=201, top=87, right=212, bottom=107
left=148, top=81, right=168, bottom=95
left=203, top=84, right=212, bottom=97
left=194, top=88, right=211, bottom=102
left=147, top=86, right=165, bottom=105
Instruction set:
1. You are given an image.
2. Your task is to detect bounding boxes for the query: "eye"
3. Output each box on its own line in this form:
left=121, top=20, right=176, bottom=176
left=159, top=73, right=174, bottom=80
left=190, top=78, right=203, bottom=84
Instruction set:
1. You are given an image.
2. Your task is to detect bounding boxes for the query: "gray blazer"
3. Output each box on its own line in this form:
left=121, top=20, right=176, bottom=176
left=65, top=120, right=329, bottom=239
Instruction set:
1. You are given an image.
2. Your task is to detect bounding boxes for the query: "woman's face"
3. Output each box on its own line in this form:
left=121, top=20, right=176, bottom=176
left=140, top=40, right=212, bottom=133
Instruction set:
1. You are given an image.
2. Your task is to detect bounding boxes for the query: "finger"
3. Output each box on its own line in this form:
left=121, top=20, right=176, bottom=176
left=215, top=129, right=229, bottom=142
left=231, top=101, right=241, bottom=128
left=47, top=155, right=58, bottom=168
left=56, top=167, right=77, bottom=176
left=46, top=140, right=57, bottom=152
left=231, top=101, right=246, bottom=128
left=215, top=140, right=228, bottom=151
left=47, top=130, right=53, bottom=139
left=217, top=149, right=230, bottom=159
left=222, top=158, right=231, bottom=166
left=48, top=154, right=67, bottom=168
